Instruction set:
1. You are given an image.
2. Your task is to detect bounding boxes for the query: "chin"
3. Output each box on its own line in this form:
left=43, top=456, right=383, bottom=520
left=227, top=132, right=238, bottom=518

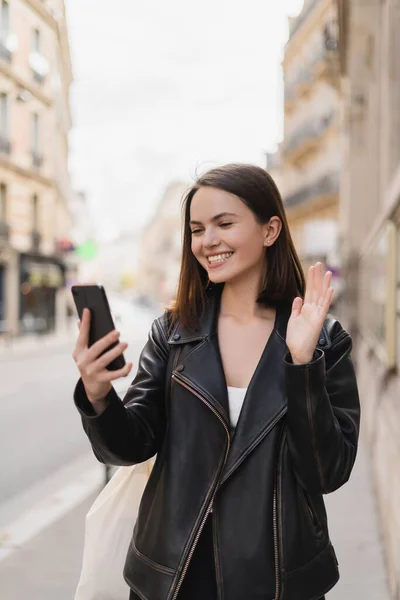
left=208, top=268, right=237, bottom=285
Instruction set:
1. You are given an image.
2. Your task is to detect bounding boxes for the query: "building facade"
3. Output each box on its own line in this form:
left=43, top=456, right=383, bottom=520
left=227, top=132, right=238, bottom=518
left=136, top=182, right=189, bottom=307
left=338, top=0, right=400, bottom=596
left=0, top=0, right=73, bottom=336
left=269, top=0, right=342, bottom=304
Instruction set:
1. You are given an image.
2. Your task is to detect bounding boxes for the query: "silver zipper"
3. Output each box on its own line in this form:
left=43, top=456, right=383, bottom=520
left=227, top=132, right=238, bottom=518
left=273, top=429, right=286, bottom=600
left=170, top=373, right=230, bottom=600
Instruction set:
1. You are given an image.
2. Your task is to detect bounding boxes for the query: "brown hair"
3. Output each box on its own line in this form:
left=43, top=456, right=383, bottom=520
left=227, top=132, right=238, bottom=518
left=170, top=163, right=305, bottom=331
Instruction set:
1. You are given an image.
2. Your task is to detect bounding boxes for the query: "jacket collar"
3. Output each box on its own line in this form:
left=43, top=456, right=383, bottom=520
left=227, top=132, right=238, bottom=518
left=168, top=284, right=292, bottom=346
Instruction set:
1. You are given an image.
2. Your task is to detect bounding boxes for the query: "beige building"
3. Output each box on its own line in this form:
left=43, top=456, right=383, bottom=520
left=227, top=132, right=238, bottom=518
left=270, top=0, right=342, bottom=300
left=136, top=181, right=189, bottom=307
left=338, top=0, right=400, bottom=596
left=0, top=0, right=73, bottom=336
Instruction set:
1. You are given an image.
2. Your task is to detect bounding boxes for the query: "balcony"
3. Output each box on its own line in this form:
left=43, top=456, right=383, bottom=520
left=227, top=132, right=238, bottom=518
left=311, top=43, right=339, bottom=84
left=284, top=84, right=296, bottom=113
left=0, top=136, right=11, bottom=155
left=285, top=38, right=339, bottom=107
left=285, top=67, right=314, bottom=107
left=32, top=150, right=44, bottom=169
left=289, top=0, right=318, bottom=40
left=284, top=172, right=340, bottom=209
left=31, top=230, right=41, bottom=252
left=282, top=111, right=335, bottom=165
left=0, top=220, right=10, bottom=245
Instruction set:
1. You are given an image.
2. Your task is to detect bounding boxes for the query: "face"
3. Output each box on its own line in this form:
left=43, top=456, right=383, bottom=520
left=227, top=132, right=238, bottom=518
left=189, top=186, right=280, bottom=285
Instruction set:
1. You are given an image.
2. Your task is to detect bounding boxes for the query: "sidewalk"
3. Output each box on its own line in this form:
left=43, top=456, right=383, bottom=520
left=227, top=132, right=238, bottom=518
left=0, top=325, right=76, bottom=361
left=0, top=437, right=391, bottom=600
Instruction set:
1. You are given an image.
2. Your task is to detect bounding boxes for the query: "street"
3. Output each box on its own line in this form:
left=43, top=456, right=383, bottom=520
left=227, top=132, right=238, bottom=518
left=0, top=301, right=158, bottom=530
left=0, top=300, right=391, bottom=599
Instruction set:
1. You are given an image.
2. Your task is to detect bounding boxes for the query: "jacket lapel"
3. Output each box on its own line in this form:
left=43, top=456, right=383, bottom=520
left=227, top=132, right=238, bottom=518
left=168, top=285, right=230, bottom=420
left=220, top=311, right=290, bottom=484
left=168, top=286, right=293, bottom=483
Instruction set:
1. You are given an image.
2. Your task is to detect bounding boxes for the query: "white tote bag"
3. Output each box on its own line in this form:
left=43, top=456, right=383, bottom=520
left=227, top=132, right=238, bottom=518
left=75, top=460, right=153, bottom=600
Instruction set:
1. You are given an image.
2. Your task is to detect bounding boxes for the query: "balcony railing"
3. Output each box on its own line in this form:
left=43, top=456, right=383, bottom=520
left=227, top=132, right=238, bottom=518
left=284, top=172, right=340, bottom=209
left=282, top=111, right=335, bottom=161
left=285, top=36, right=339, bottom=103
left=289, top=0, right=319, bottom=40
left=285, top=68, right=313, bottom=101
left=0, top=136, right=11, bottom=155
left=32, top=150, right=43, bottom=168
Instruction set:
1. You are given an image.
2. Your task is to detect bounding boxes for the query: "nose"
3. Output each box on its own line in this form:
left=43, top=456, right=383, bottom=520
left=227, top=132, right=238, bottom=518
left=203, top=227, right=220, bottom=248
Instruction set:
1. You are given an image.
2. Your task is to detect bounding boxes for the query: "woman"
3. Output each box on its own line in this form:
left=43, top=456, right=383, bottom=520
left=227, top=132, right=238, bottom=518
left=73, top=163, right=360, bottom=600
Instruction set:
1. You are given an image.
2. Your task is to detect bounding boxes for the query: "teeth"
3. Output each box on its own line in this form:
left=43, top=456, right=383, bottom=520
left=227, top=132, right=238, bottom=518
left=208, top=252, right=233, bottom=264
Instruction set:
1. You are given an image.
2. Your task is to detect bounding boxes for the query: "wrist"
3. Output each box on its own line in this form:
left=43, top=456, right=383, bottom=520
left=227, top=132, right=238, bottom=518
left=88, top=396, right=109, bottom=415
left=290, top=353, right=313, bottom=365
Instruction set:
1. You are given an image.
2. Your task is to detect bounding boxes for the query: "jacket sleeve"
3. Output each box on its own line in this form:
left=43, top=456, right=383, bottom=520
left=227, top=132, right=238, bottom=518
left=73, top=316, right=170, bottom=466
left=284, top=321, right=360, bottom=494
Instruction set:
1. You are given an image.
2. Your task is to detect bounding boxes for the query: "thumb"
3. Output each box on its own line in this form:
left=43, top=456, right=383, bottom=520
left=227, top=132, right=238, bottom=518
left=291, top=296, right=303, bottom=318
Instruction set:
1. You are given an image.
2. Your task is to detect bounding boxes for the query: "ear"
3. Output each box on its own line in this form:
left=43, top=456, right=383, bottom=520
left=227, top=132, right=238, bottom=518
left=264, top=216, right=282, bottom=247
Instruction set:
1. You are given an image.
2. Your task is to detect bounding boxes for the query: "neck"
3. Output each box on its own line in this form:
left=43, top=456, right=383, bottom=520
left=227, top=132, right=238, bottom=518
left=219, top=271, right=273, bottom=322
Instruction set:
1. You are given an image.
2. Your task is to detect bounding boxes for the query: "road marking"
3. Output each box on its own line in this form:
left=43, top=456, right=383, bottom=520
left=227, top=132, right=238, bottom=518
left=0, top=463, right=104, bottom=563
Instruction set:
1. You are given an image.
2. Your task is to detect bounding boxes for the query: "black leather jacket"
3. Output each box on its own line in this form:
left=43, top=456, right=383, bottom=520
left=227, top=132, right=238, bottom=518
left=74, top=289, right=360, bottom=600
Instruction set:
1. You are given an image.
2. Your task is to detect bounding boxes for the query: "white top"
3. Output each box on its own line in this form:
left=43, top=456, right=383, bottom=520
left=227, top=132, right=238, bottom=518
left=227, top=386, right=247, bottom=428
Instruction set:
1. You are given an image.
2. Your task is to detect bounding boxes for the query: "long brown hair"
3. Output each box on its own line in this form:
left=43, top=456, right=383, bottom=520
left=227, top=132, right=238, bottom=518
left=170, top=163, right=305, bottom=331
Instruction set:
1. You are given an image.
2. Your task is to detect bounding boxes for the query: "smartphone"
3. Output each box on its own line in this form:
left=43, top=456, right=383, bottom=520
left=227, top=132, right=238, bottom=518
left=71, top=284, right=126, bottom=371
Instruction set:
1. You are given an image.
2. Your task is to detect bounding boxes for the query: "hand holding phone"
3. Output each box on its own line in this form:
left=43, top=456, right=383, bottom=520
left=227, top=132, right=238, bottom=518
left=71, top=285, right=133, bottom=408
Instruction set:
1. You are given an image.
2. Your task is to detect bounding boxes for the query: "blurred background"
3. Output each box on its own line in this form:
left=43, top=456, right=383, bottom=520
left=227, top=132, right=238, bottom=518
left=0, top=0, right=399, bottom=598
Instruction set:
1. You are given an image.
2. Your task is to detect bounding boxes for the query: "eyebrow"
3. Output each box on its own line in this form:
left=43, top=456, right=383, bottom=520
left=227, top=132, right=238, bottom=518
left=189, top=212, right=238, bottom=226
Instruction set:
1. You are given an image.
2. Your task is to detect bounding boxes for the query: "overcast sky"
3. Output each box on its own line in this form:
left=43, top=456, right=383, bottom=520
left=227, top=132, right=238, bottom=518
left=66, top=0, right=303, bottom=242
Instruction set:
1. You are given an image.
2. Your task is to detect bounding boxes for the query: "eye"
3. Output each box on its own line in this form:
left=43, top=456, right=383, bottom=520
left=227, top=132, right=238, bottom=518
left=219, top=222, right=232, bottom=228
left=190, top=229, right=203, bottom=235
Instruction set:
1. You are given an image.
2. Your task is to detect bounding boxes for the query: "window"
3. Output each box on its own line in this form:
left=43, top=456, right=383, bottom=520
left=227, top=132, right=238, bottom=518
left=0, top=183, right=6, bottom=220
left=360, top=221, right=397, bottom=369
left=33, top=28, right=40, bottom=53
left=0, top=92, right=8, bottom=138
left=32, top=112, right=39, bottom=154
left=32, top=194, right=38, bottom=230
left=0, top=1, right=9, bottom=38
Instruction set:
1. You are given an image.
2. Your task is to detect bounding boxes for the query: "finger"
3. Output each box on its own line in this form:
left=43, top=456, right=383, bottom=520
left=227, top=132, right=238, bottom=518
left=304, top=266, right=314, bottom=304
left=318, top=287, right=334, bottom=313
left=86, top=329, right=120, bottom=361
left=311, top=263, right=323, bottom=304
left=317, top=271, right=332, bottom=309
left=99, top=362, right=133, bottom=382
left=321, top=270, right=332, bottom=297
left=291, top=296, right=303, bottom=319
left=77, top=320, right=81, bottom=330
left=93, top=341, right=128, bottom=371
left=76, top=308, right=90, bottom=350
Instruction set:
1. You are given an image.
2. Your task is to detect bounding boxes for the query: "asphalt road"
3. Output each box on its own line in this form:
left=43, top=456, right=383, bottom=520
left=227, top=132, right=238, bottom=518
left=0, top=302, right=157, bottom=529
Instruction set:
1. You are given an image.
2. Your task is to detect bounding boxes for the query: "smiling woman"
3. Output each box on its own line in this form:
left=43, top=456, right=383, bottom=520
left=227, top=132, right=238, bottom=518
left=73, top=162, right=360, bottom=600
left=173, top=163, right=305, bottom=331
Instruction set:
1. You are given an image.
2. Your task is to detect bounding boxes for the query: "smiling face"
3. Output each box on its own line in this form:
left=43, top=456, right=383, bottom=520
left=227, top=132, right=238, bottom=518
left=189, top=186, right=272, bottom=286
